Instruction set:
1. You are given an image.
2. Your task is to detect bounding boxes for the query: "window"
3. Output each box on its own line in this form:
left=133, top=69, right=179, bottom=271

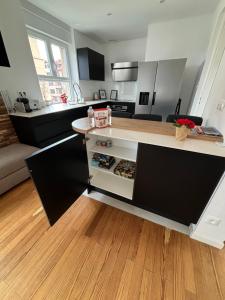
left=28, top=30, right=72, bottom=104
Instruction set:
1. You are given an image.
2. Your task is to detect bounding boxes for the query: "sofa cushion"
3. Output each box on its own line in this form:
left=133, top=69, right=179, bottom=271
left=0, top=143, right=38, bottom=179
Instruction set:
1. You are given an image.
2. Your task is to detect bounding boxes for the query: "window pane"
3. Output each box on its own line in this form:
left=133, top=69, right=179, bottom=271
left=51, top=44, right=68, bottom=77
left=29, top=36, right=51, bottom=76
left=39, top=80, right=71, bottom=103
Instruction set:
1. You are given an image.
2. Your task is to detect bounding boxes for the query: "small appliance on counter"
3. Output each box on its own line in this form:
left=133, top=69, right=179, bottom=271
left=15, top=92, right=32, bottom=113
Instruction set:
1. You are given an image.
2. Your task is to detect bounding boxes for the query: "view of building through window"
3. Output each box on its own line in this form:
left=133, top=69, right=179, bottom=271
left=28, top=33, right=72, bottom=103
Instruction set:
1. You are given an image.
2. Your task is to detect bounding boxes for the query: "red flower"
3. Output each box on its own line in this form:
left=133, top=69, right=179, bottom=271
left=175, top=118, right=195, bottom=129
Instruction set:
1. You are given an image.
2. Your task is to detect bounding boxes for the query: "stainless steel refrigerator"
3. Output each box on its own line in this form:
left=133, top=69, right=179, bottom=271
left=135, top=59, right=187, bottom=120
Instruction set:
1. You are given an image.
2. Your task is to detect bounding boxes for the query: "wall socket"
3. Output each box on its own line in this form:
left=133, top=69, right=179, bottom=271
left=205, top=216, right=221, bottom=226
left=217, top=101, right=225, bottom=111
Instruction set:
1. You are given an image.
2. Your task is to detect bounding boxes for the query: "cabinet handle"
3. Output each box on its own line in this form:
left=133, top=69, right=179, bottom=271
left=152, top=92, right=156, bottom=106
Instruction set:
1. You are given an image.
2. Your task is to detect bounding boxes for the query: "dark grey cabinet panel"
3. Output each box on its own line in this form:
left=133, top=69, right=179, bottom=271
left=77, top=47, right=105, bottom=81
left=133, top=143, right=225, bottom=225
left=26, top=134, right=89, bottom=225
left=0, top=32, right=10, bottom=67
left=10, top=102, right=110, bottom=148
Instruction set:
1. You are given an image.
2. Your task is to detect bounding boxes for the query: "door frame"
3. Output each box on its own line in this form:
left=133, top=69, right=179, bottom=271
left=191, top=8, right=225, bottom=117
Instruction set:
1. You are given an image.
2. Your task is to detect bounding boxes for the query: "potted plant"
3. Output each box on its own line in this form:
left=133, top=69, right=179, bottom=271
left=174, top=118, right=196, bottom=141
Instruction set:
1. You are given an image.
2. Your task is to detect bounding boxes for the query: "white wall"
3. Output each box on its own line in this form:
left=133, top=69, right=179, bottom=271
left=190, top=0, right=225, bottom=249
left=145, top=15, right=213, bottom=114
left=191, top=173, right=225, bottom=249
left=104, top=38, right=146, bottom=101
left=202, top=47, right=225, bottom=136
left=21, top=0, right=72, bottom=44
left=202, top=1, right=225, bottom=136
left=0, top=0, right=42, bottom=102
left=190, top=4, right=225, bottom=117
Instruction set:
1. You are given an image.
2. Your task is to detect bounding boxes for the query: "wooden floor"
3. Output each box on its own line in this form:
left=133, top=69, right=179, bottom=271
left=0, top=180, right=225, bottom=299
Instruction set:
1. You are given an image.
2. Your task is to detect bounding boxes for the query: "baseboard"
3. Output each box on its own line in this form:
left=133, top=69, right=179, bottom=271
left=190, top=232, right=224, bottom=249
left=83, top=189, right=189, bottom=235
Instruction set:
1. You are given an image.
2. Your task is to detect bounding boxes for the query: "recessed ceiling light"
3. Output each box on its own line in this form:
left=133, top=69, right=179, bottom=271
left=107, top=13, right=112, bottom=16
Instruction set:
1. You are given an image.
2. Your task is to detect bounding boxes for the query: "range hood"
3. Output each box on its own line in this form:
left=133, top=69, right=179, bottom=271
left=111, top=62, right=138, bottom=82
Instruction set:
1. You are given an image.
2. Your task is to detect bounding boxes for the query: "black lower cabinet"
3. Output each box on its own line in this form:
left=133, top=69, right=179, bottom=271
left=11, top=102, right=110, bottom=148
left=133, top=143, right=225, bottom=225
left=26, top=137, right=225, bottom=227
left=26, top=134, right=89, bottom=225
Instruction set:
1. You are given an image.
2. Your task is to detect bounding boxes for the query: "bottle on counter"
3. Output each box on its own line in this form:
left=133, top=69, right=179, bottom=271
left=87, top=106, right=95, bottom=128
left=107, top=105, right=112, bottom=126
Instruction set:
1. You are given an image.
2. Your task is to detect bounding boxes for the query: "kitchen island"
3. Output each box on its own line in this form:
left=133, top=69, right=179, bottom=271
left=26, top=117, right=225, bottom=240
left=71, top=117, right=225, bottom=227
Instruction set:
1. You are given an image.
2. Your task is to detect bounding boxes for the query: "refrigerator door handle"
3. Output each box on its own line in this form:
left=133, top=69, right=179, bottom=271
left=152, top=91, right=156, bottom=106
left=175, top=98, right=182, bottom=114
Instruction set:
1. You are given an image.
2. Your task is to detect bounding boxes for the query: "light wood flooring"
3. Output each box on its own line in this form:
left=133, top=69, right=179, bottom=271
left=0, top=179, right=225, bottom=300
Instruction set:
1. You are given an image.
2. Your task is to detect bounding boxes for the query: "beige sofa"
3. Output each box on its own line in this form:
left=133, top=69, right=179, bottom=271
left=0, top=143, right=38, bottom=195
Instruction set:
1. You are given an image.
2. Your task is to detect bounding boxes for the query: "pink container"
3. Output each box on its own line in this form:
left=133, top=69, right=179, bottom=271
left=94, top=108, right=109, bottom=128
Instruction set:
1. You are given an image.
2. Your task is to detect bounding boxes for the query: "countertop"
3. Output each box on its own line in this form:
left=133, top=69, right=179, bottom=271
left=9, top=100, right=109, bottom=118
left=9, top=99, right=135, bottom=118
left=72, top=117, right=225, bottom=157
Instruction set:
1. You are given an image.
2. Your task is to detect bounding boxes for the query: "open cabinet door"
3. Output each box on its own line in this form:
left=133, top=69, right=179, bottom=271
left=26, top=134, right=89, bottom=225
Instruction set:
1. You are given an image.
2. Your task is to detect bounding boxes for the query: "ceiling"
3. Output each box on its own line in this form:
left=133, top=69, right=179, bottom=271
left=28, top=0, right=219, bottom=42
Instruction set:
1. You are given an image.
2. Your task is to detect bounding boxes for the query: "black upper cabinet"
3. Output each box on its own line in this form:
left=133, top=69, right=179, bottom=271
left=0, top=32, right=10, bottom=67
left=77, top=47, right=105, bottom=81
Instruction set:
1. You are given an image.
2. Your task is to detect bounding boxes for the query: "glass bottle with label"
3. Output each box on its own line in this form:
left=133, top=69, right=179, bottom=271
left=87, top=106, right=95, bottom=128
left=107, top=105, right=112, bottom=126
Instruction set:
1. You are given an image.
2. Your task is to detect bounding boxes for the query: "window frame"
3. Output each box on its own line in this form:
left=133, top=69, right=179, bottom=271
left=28, top=29, right=73, bottom=102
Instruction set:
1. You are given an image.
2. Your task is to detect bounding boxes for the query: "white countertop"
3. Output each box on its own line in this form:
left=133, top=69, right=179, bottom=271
left=9, top=100, right=109, bottom=118
left=87, top=127, right=225, bottom=158
left=10, top=99, right=135, bottom=118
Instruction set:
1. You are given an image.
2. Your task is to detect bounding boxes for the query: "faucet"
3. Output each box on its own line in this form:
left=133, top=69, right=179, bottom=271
left=73, top=82, right=85, bottom=104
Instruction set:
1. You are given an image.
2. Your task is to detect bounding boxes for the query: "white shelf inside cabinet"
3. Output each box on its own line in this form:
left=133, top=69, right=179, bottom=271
left=89, top=145, right=137, bottom=162
left=90, top=161, right=134, bottom=182
left=90, top=171, right=134, bottom=200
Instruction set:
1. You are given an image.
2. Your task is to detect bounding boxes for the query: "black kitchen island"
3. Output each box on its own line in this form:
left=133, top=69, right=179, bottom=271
left=25, top=117, right=225, bottom=239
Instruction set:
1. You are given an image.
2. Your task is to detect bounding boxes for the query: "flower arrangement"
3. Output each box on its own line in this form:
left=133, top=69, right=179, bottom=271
left=60, top=93, right=68, bottom=104
left=174, top=118, right=196, bottom=129
left=174, top=118, right=196, bottom=141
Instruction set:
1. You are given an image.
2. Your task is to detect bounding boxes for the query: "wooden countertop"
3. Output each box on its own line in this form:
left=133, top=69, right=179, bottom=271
left=72, top=117, right=223, bottom=143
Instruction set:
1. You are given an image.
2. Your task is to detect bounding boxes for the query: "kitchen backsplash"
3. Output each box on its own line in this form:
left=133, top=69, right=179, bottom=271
left=79, top=80, right=137, bottom=102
